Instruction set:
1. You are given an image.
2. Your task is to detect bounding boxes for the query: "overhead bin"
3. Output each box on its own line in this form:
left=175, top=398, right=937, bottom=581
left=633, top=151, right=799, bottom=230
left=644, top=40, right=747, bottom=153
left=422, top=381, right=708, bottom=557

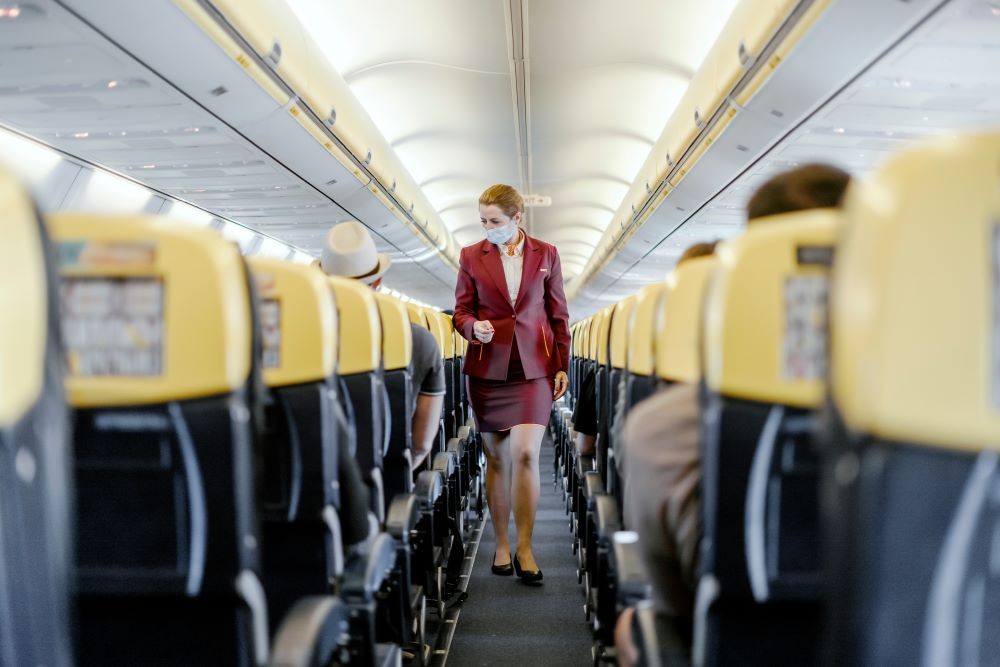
left=573, top=0, right=944, bottom=306
left=181, top=0, right=458, bottom=270
left=57, top=0, right=458, bottom=273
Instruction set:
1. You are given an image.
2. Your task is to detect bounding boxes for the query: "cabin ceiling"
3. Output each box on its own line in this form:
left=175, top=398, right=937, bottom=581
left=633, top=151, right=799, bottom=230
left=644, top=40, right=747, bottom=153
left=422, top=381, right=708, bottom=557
left=285, top=0, right=739, bottom=281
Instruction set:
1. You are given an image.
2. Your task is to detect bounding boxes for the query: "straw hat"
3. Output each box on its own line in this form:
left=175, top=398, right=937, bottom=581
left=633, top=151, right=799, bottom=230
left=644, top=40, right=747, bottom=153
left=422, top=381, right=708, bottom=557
left=320, top=221, right=391, bottom=285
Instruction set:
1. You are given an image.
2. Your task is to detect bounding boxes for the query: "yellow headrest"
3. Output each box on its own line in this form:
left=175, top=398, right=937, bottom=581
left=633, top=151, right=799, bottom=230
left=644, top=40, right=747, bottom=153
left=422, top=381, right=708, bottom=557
left=703, top=209, right=838, bottom=408
left=373, top=293, right=413, bottom=372
left=249, top=257, right=338, bottom=387
left=0, top=173, right=47, bottom=427
left=832, top=131, right=1000, bottom=452
left=588, top=310, right=605, bottom=362
left=596, top=305, right=614, bottom=366
left=426, top=309, right=447, bottom=359
left=657, top=256, right=716, bottom=383
left=610, top=296, right=638, bottom=370
left=580, top=317, right=592, bottom=361
left=48, top=214, right=252, bottom=408
left=627, top=283, right=666, bottom=376
left=405, top=302, right=428, bottom=329
left=434, top=312, right=456, bottom=359
left=328, top=277, right=381, bottom=375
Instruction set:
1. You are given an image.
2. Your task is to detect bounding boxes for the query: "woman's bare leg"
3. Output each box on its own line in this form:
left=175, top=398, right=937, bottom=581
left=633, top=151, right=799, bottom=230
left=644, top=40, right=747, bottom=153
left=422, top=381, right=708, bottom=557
left=510, top=423, right=546, bottom=571
left=482, top=430, right=513, bottom=565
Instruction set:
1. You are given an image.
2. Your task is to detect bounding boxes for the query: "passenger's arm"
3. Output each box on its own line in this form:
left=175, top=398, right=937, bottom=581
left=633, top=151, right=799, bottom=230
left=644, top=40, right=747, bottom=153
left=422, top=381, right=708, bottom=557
left=453, top=249, right=479, bottom=342
left=411, top=393, right=445, bottom=471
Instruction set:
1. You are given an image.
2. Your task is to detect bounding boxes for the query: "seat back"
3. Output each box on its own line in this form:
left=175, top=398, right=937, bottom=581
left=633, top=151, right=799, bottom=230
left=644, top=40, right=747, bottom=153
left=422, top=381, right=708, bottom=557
left=698, top=209, right=837, bottom=665
left=657, top=256, right=715, bottom=384
left=438, top=312, right=459, bottom=440
left=248, top=257, right=351, bottom=621
left=825, top=132, right=1000, bottom=666
left=328, top=277, right=388, bottom=521
left=624, top=283, right=664, bottom=410
left=0, top=174, right=74, bottom=667
left=422, top=308, right=448, bottom=450
left=374, top=293, right=413, bottom=498
left=608, top=294, right=637, bottom=443
left=50, top=213, right=266, bottom=666
left=592, top=306, right=614, bottom=483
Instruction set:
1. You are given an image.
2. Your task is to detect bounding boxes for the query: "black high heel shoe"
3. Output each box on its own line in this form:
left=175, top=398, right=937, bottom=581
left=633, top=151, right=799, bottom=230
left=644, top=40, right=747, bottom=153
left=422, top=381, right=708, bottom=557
left=491, top=552, right=513, bottom=576
left=513, top=554, right=543, bottom=585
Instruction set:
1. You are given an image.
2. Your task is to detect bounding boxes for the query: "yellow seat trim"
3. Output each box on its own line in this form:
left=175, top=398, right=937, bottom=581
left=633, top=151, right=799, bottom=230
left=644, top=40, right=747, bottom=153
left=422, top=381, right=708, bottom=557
left=328, top=277, right=381, bottom=375
left=49, top=214, right=252, bottom=407
left=627, top=284, right=666, bottom=377
left=832, top=132, right=1000, bottom=452
left=0, top=175, right=47, bottom=427
left=374, top=294, right=413, bottom=371
left=703, top=209, right=837, bottom=408
left=588, top=310, right=606, bottom=363
left=658, top=256, right=716, bottom=383
left=610, top=296, right=638, bottom=370
left=434, top=312, right=457, bottom=359
left=422, top=308, right=446, bottom=360
left=249, top=257, right=337, bottom=387
left=596, top=306, right=614, bottom=366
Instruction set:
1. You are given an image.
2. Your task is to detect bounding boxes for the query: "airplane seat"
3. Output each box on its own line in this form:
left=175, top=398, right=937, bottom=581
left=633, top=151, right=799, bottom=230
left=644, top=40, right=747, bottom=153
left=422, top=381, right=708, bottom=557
left=247, top=258, right=346, bottom=624
left=436, top=313, right=458, bottom=442
left=606, top=296, right=636, bottom=486
left=328, top=277, right=391, bottom=525
left=50, top=214, right=345, bottom=667
left=610, top=255, right=717, bottom=664
left=695, top=209, right=839, bottom=666
left=374, top=293, right=414, bottom=499
left=823, top=131, right=1000, bottom=666
left=0, top=173, right=74, bottom=667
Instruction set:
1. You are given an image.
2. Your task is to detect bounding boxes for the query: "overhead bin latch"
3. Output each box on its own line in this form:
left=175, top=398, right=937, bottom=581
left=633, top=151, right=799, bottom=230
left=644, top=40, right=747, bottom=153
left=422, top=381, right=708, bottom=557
left=694, top=107, right=706, bottom=130
left=364, top=149, right=373, bottom=166
left=325, top=108, right=337, bottom=128
left=738, top=39, right=754, bottom=69
left=266, top=40, right=282, bottom=68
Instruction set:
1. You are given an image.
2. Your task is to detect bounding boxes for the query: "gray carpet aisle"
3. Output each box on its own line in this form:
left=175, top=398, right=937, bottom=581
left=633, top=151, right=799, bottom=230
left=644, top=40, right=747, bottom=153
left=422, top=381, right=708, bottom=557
left=445, top=436, right=593, bottom=666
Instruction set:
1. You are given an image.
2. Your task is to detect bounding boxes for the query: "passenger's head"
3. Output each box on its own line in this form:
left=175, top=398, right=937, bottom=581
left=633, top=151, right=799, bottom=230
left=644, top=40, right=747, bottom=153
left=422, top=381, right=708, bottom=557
left=320, top=220, right=391, bottom=290
left=746, top=163, right=851, bottom=222
left=677, top=241, right=718, bottom=266
left=479, top=184, right=524, bottom=244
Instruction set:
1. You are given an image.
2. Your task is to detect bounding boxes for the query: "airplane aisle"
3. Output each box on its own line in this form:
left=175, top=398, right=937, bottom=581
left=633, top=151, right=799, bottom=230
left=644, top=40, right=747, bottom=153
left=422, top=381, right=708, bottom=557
left=444, top=435, right=593, bottom=666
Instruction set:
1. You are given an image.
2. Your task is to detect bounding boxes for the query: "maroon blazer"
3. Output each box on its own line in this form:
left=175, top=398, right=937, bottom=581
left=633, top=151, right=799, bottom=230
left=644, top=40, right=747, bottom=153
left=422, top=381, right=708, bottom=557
left=454, top=234, right=570, bottom=381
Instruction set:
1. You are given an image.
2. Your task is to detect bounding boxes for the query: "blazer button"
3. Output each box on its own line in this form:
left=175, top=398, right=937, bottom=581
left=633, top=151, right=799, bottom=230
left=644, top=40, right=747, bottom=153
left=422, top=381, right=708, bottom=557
left=512, top=315, right=516, bottom=320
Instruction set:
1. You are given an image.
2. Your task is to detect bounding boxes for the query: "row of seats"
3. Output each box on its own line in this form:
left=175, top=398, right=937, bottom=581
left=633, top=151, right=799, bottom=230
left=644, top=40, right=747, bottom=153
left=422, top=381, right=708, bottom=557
left=549, top=131, right=1000, bottom=665
left=0, top=175, right=483, bottom=667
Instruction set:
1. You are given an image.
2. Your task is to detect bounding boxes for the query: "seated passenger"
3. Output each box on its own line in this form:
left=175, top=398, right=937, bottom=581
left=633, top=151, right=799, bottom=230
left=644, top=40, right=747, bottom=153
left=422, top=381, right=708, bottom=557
left=321, top=221, right=446, bottom=471
left=614, top=163, right=852, bottom=666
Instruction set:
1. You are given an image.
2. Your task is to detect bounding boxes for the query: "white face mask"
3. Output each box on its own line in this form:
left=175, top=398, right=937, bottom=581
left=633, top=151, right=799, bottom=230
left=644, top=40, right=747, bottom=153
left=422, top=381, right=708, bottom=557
left=485, top=222, right=516, bottom=245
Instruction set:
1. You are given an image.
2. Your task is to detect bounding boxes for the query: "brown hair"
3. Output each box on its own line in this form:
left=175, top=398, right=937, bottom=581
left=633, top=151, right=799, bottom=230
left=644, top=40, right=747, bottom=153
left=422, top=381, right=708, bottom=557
left=746, top=163, right=851, bottom=222
left=479, top=184, right=524, bottom=218
left=677, top=241, right=718, bottom=266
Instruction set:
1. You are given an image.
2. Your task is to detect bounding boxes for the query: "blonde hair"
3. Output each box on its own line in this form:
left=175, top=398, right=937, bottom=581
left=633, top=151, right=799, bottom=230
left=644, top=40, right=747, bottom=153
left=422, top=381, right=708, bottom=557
left=479, top=184, right=524, bottom=218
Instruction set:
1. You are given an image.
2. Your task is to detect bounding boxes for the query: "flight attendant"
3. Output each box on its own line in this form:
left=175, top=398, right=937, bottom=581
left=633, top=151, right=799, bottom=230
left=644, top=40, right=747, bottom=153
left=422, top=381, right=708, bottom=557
left=454, top=184, right=570, bottom=584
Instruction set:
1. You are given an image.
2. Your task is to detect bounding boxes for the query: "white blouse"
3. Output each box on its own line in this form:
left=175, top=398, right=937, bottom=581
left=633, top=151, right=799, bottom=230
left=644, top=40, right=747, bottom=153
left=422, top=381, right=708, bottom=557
left=498, top=229, right=525, bottom=304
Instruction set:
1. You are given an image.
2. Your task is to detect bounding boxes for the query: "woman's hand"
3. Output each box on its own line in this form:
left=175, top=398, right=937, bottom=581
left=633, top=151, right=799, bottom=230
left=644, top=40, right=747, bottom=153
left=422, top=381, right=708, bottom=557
left=553, top=371, right=568, bottom=400
left=473, top=319, right=494, bottom=344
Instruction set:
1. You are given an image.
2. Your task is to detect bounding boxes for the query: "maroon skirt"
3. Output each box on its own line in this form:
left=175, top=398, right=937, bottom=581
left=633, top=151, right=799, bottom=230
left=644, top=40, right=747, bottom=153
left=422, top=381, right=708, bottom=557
left=467, top=338, right=553, bottom=432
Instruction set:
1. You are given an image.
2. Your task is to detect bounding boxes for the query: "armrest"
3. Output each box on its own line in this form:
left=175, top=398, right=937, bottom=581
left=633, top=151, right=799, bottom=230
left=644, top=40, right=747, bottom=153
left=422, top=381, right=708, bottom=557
left=269, top=596, right=349, bottom=667
left=414, top=470, right=444, bottom=509
left=634, top=602, right=691, bottom=667
left=594, top=493, right=621, bottom=535
left=432, top=451, right=456, bottom=477
left=576, top=454, right=595, bottom=481
left=457, top=425, right=471, bottom=442
left=341, top=532, right=397, bottom=601
left=386, top=493, right=420, bottom=543
left=446, top=437, right=463, bottom=456
left=611, top=531, right=651, bottom=605
left=584, top=470, right=605, bottom=503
